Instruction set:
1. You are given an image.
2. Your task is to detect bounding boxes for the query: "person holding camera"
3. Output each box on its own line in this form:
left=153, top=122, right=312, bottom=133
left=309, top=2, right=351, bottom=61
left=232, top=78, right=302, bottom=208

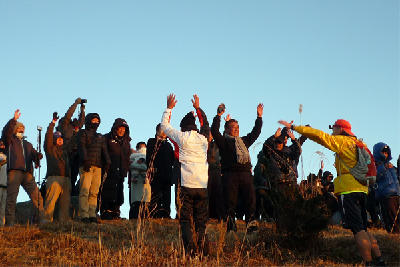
left=43, top=112, right=74, bottom=222
left=56, top=98, right=86, bottom=196
left=211, top=102, right=264, bottom=233
left=76, top=113, right=111, bottom=224
left=2, top=109, right=45, bottom=226
left=100, top=118, right=131, bottom=220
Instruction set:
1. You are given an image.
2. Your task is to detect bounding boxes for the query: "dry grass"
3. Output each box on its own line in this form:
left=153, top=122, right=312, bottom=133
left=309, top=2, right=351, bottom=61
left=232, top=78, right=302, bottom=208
left=0, top=219, right=398, bottom=266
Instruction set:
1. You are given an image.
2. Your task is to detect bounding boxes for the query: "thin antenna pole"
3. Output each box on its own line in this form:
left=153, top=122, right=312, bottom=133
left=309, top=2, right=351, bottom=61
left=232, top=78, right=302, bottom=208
left=37, top=126, right=42, bottom=224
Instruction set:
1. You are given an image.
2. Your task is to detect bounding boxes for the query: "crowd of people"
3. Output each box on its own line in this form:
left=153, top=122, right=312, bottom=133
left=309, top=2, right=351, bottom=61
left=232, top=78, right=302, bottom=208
left=0, top=96, right=398, bottom=265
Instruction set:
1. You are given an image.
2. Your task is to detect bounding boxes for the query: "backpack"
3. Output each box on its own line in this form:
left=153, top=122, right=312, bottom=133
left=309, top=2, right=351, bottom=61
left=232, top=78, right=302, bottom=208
left=336, top=140, right=377, bottom=186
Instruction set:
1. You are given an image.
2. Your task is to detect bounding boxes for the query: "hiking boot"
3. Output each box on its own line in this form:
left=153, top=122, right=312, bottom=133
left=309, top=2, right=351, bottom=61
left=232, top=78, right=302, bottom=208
left=89, top=217, right=100, bottom=224
left=375, top=260, right=387, bottom=266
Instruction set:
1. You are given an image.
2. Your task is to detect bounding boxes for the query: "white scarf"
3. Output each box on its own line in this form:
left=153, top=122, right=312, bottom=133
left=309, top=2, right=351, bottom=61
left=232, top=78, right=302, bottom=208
left=224, top=133, right=250, bottom=164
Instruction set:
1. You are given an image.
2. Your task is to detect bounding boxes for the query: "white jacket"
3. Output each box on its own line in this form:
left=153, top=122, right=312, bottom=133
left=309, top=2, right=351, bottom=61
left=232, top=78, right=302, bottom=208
left=161, top=108, right=208, bottom=188
left=129, top=148, right=151, bottom=203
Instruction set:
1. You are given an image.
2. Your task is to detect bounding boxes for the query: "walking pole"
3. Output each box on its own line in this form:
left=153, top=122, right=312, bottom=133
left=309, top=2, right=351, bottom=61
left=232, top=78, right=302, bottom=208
left=37, top=126, right=42, bottom=224
left=390, top=199, right=400, bottom=234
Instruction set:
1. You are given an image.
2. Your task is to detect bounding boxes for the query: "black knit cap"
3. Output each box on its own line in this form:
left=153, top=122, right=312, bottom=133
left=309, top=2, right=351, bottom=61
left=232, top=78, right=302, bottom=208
left=323, top=171, right=333, bottom=180
left=180, top=112, right=197, bottom=131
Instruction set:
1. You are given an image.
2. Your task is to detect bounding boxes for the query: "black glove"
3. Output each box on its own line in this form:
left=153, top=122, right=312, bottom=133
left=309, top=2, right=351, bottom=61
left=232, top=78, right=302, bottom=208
left=83, top=160, right=91, bottom=172
left=104, top=164, right=110, bottom=173
left=37, top=152, right=43, bottom=160
left=53, top=112, right=59, bottom=121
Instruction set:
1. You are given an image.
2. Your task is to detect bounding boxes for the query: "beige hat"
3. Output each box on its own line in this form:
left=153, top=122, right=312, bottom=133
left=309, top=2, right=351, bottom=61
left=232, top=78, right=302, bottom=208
left=13, top=121, right=25, bottom=134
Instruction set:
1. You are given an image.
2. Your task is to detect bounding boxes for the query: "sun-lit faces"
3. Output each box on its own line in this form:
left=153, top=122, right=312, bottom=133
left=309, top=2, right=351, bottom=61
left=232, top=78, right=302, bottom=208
left=116, top=126, right=126, bottom=137
left=332, top=126, right=342, bottom=136
left=56, top=137, right=63, bottom=146
left=16, top=126, right=25, bottom=133
left=227, top=121, right=239, bottom=137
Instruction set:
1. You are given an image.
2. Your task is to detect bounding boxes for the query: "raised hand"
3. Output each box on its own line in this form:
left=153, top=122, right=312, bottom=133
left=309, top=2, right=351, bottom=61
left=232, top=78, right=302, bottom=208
left=14, top=109, right=21, bottom=120
left=53, top=112, right=59, bottom=121
left=257, top=103, right=264, bottom=117
left=217, top=103, right=225, bottom=116
left=167, top=94, right=177, bottom=109
left=224, top=114, right=231, bottom=122
left=287, top=129, right=295, bottom=140
left=191, top=94, right=200, bottom=109
left=275, top=127, right=282, bottom=138
left=278, top=120, right=293, bottom=129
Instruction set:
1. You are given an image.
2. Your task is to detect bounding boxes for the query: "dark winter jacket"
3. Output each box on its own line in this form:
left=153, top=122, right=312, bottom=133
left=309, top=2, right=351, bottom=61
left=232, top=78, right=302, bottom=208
left=253, top=150, right=268, bottom=189
left=1, top=119, right=40, bottom=173
left=44, top=121, right=73, bottom=177
left=101, top=118, right=132, bottom=204
left=373, top=142, right=400, bottom=199
left=262, top=134, right=301, bottom=183
left=207, top=141, right=220, bottom=170
left=76, top=113, right=111, bottom=169
left=211, top=115, right=262, bottom=173
left=146, top=137, right=174, bottom=183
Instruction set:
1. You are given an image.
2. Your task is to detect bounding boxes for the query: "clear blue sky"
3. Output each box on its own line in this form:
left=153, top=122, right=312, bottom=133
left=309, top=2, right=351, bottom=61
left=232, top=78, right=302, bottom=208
left=1, top=1, right=398, bottom=219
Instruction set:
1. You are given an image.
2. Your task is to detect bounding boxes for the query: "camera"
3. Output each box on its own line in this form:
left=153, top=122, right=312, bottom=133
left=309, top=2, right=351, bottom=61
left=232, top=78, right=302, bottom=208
left=81, top=99, right=87, bottom=104
left=217, top=104, right=226, bottom=114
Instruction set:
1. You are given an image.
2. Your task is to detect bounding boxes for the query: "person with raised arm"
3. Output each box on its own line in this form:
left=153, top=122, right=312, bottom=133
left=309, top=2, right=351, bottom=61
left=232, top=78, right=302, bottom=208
left=160, top=94, right=210, bottom=257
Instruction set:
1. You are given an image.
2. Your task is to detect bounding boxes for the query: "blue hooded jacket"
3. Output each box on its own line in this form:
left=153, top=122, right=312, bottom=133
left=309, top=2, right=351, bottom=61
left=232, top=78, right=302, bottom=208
left=372, top=142, right=400, bottom=199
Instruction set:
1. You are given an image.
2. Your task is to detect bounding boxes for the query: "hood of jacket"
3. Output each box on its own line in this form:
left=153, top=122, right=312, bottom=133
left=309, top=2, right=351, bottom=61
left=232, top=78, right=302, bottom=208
left=85, top=113, right=101, bottom=130
left=110, top=118, right=130, bottom=139
left=373, top=142, right=392, bottom=164
left=13, top=121, right=25, bottom=134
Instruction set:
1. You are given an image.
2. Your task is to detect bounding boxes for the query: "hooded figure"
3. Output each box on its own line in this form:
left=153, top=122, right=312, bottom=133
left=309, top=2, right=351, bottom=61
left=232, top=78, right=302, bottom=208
left=76, top=113, right=111, bottom=224
left=100, top=118, right=132, bottom=220
left=372, top=142, right=400, bottom=234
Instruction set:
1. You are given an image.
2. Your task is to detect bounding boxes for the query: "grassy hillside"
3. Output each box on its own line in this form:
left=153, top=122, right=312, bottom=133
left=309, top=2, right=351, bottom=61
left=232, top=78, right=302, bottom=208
left=0, top=219, right=398, bottom=266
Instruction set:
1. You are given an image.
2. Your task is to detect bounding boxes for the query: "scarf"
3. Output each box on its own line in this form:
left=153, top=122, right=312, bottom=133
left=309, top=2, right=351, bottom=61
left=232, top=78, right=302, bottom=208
left=224, top=133, right=250, bottom=164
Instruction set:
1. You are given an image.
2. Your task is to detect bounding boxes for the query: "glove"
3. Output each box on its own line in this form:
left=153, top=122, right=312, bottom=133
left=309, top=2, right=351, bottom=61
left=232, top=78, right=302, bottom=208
left=37, top=152, right=43, bottom=160
left=75, top=98, right=82, bottom=104
left=104, top=164, right=110, bottom=173
left=53, top=112, right=59, bottom=121
left=83, top=160, right=91, bottom=172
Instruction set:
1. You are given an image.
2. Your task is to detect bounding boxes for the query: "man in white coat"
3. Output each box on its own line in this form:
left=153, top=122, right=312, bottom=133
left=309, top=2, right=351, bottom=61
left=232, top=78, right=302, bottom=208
left=161, top=93, right=210, bottom=257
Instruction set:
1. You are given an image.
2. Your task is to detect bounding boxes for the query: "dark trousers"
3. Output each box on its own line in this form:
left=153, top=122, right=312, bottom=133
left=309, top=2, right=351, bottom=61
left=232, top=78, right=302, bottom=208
left=179, top=186, right=209, bottom=256
left=222, top=171, right=256, bottom=231
left=129, top=201, right=149, bottom=220
left=378, top=196, right=400, bottom=234
left=255, top=187, right=274, bottom=220
left=100, top=201, right=121, bottom=220
left=69, top=152, right=80, bottom=196
left=207, top=168, right=224, bottom=220
left=150, top=180, right=171, bottom=218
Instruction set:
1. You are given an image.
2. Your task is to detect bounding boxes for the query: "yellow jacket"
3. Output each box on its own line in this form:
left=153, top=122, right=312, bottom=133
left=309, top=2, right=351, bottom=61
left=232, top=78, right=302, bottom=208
left=294, top=125, right=368, bottom=195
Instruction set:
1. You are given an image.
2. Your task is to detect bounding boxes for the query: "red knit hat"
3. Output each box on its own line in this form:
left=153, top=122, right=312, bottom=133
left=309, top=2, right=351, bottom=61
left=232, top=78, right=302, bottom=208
left=329, top=119, right=355, bottom=136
